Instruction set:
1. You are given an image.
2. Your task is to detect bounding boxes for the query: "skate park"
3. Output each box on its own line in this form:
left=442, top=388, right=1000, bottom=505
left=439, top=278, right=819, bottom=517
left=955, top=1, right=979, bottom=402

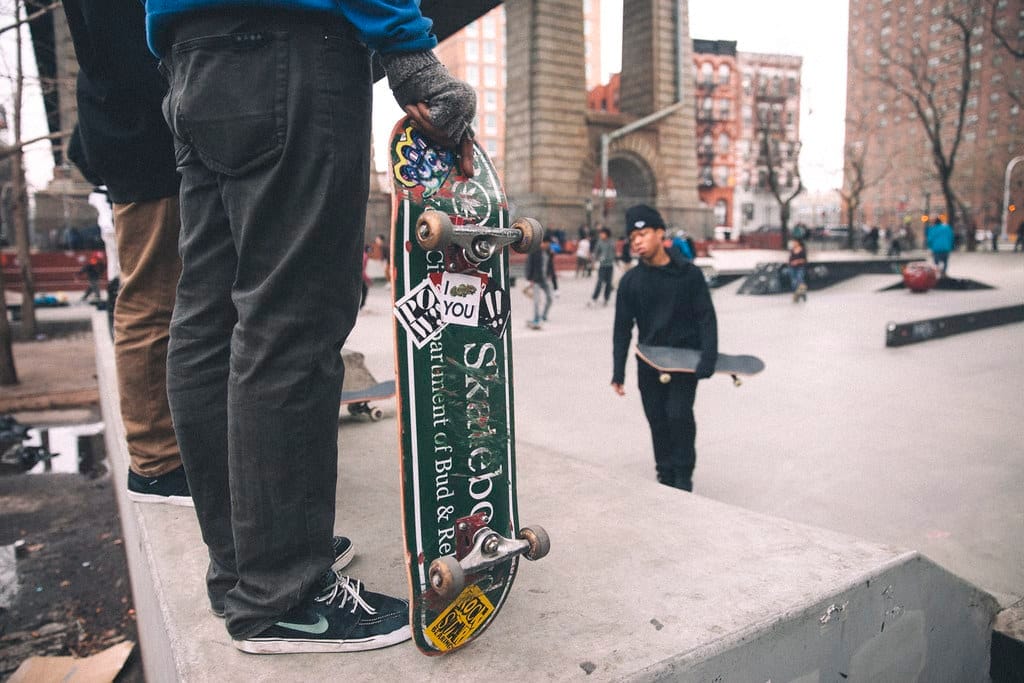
left=96, top=248, right=1023, bottom=681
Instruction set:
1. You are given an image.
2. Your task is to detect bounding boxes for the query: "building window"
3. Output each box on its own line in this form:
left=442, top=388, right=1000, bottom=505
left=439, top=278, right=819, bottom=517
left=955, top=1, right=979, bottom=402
left=718, top=63, right=731, bottom=85
left=484, top=90, right=498, bottom=110
left=466, top=41, right=479, bottom=61
left=715, top=166, right=729, bottom=186
left=701, top=166, right=714, bottom=186
left=466, top=65, right=479, bottom=86
left=718, top=132, right=730, bottom=154
left=484, top=113, right=498, bottom=134
left=483, top=40, right=497, bottom=62
left=700, top=62, right=714, bottom=85
left=714, top=199, right=728, bottom=224
left=484, top=66, right=497, bottom=87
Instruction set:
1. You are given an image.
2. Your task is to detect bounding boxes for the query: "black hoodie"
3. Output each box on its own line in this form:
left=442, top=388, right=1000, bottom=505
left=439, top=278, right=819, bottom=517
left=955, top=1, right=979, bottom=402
left=612, top=250, right=718, bottom=385
left=63, top=0, right=179, bottom=204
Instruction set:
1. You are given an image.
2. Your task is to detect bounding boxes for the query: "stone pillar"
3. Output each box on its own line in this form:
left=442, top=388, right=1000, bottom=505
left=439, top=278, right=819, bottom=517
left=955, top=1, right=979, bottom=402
left=618, top=0, right=707, bottom=234
left=504, top=0, right=590, bottom=231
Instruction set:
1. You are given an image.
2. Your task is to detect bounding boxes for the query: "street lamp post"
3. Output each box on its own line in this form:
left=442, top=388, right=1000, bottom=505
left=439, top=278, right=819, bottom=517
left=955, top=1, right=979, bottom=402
left=1002, top=155, right=1024, bottom=241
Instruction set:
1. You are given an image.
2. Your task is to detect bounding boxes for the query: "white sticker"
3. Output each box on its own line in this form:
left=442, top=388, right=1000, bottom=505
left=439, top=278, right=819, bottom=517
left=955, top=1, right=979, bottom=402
left=438, top=273, right=484, bottom=327
left=394, top=279, right=447, bottom=348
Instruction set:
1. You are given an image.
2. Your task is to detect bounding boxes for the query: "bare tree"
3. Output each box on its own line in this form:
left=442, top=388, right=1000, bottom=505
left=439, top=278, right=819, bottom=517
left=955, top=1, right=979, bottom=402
left=839, top=112, right=893, bottom=250
left=861, top=0, right=984, bottom=250
left=755, top=112, right=803, bottom=248
left=989, top=0, right=1023, bottom=107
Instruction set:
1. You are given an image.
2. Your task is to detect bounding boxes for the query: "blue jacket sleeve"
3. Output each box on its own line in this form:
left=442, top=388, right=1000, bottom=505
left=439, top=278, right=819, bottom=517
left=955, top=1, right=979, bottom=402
left=337, top=0, right=437, bottom=52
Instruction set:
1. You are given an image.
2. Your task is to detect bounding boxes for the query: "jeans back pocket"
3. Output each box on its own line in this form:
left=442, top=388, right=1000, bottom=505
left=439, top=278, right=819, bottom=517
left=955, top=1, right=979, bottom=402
left=167, top=31, right=288, bottom=176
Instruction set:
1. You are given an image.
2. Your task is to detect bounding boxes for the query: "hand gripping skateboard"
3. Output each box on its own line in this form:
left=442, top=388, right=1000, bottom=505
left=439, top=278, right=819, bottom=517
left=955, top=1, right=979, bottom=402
left=635, top=344, right=765, bottom=387
left=388, top=117, right=550, bottom=655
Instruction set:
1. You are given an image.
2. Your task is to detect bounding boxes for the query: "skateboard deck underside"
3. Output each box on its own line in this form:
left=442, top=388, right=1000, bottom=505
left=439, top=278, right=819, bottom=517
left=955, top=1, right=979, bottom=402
left=636, top=344, right=765, bottom=376
left=389, top=119, right=520, bottom=654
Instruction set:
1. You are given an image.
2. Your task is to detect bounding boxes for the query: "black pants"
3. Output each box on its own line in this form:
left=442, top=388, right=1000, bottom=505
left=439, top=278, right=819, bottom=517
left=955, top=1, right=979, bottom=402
left=638, top=362, right=698, bottom=489
left=592, top=264, right=613, bottom=302
left=162, top=11, right=371, bottom=639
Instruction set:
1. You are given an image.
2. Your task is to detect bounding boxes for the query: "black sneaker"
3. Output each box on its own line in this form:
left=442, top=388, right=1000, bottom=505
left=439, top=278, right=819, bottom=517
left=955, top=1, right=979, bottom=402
left=211, top=537, right=355, bottom=617
left=127, top=466, right=193, bottom=506
left=235, top=573, right=410, bottom=653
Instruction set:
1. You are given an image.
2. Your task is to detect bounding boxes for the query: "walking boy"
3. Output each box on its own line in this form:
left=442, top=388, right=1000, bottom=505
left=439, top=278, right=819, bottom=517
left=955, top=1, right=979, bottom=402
left=611, top=205, right=718, bottom=492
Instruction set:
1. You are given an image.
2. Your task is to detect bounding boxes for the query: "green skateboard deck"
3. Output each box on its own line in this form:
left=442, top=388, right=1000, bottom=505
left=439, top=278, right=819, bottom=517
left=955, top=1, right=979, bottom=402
left=388, top=117, right=548, bottom=655
left=636, top=344, right=765, bottom=387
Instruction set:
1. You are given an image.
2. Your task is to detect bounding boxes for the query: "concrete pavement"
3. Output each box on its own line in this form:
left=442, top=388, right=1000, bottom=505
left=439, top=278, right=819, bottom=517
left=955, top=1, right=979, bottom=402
left=97, top=248, right=1022, bottom=680
left=350, top=249, right=1024, bottom=604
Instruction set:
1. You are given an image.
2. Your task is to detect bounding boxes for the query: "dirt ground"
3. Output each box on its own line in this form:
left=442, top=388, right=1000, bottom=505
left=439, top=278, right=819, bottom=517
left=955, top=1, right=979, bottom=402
left=0, top=313, right=144, bottom=681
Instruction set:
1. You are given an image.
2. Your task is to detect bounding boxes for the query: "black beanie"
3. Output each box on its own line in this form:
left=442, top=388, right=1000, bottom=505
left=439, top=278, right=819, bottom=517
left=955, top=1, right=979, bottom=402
left=625, top=204, right=666, bottom=234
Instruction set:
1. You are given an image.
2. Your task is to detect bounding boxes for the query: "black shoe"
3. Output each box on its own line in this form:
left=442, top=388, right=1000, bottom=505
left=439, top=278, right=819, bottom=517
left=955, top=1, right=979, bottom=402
left=127, top=466, right=193, bottom=506
left=211, top=537, right=355, bottom=618
left=234, top=573, right=410, bottom=653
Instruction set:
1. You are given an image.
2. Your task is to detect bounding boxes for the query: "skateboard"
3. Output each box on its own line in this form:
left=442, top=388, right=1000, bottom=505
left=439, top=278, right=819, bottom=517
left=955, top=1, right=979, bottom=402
left=636, top=344, right=765, bottom=387
left=388, top=116, right=550, bottom=655
left=339, top=350, right=394, bottom=421
left=340, top=380, right=395, bottom=421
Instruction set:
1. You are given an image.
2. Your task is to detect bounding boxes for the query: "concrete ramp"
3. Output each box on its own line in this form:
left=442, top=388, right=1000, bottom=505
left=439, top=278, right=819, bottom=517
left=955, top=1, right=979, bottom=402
left=93, top=315, right=997, bottom=681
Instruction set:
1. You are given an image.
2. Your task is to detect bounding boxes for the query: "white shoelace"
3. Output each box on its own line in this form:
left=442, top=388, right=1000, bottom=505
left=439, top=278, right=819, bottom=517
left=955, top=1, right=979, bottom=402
left=316, top=573, right=377, bottom=615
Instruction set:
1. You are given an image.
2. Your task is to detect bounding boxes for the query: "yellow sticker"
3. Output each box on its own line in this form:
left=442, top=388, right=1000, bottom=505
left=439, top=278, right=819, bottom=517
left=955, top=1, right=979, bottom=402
left=425, top=584, right=495, bottom=652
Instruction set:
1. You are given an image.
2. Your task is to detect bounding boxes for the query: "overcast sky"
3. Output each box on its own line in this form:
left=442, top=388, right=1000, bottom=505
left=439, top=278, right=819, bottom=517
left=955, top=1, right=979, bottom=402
left=8, top=1, right=849, bottom=194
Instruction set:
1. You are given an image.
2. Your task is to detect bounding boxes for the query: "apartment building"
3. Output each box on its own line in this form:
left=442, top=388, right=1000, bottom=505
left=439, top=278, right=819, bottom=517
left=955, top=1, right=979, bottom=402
left=844, top=0, right=1022, bottom=238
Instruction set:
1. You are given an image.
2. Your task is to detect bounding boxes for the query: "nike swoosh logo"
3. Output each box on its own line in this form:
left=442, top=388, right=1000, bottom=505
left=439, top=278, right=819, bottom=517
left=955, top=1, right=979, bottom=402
left=276, top=615, right=329, bottom=634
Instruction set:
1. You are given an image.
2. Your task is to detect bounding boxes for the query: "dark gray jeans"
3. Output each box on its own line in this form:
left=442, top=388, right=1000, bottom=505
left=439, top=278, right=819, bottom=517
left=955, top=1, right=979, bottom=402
left=161, top=11, right=371, bottom=639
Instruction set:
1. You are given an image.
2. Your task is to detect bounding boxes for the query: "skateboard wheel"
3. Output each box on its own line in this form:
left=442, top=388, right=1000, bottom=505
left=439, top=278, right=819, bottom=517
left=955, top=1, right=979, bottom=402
left=416, top=210, right=454, bottom=251
left=429, top=555, right=465, bottom=600
left=510, top=217, right=544, bottom=254
left=659, top=373, right=671, bottom=384
left=370, top=407, right=384, bottom=421
left=518, top=525, right=550, bottom=561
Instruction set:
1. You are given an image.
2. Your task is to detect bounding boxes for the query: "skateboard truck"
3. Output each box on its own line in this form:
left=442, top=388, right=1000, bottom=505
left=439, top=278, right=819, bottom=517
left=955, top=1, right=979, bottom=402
left=416, top=210, right=544, bottom=266
left=428, top=513, right=550, bottom=601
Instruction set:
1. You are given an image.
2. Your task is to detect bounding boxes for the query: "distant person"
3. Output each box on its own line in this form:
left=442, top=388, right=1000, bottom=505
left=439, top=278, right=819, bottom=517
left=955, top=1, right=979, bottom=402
left=1015, top=221, right=1024, bottom=252
left=788, top=238, right=808, bottom=300
left=927, top=216, right=954, bottom=275
left=575, top=232, right=592, bottom=277
left=525, top=234, right=555, bottom=329
left=611, top=205, right=718, bottom=492
left=63, top=0, right=191, bottom=505
left=375, top=234, right=391, bottom=279
left=78, top=255, right=104, bottom=303
left=669, top=230, right=695, bottom=260
left=590, top=227, right=616, bottom=306
left=360, top=246, right=371, bottom=309
left=991, top=228, right=999, bottom=252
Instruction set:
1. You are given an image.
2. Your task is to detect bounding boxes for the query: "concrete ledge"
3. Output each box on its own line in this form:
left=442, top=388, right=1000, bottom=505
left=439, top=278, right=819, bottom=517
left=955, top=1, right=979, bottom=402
left=93, top=313, right=998, bottom=681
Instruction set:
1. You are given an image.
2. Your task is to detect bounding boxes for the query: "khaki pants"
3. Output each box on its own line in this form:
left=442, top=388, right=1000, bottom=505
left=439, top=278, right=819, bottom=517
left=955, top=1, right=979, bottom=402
left=113, top=197, right=182, bottom=477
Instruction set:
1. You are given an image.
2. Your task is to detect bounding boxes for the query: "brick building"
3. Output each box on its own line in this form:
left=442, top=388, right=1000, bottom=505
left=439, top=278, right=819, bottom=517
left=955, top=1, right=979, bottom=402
left=594, top=41, right=802, bottom=237
left=844, top=0, right=1023, bottom=241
